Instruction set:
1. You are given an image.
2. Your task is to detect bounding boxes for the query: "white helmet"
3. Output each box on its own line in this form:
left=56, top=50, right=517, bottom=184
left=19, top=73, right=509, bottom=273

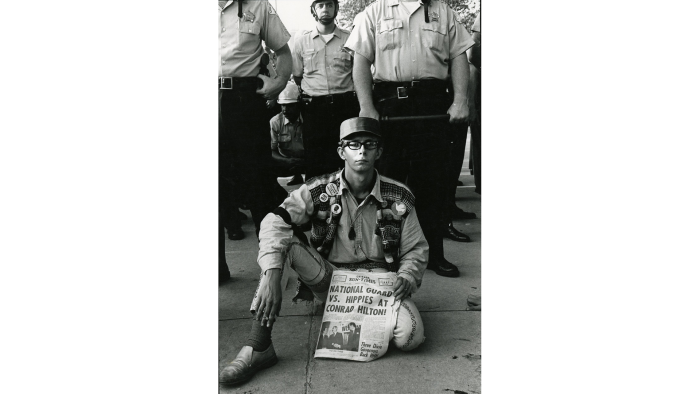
left=277, top=81, right=300, bottom=104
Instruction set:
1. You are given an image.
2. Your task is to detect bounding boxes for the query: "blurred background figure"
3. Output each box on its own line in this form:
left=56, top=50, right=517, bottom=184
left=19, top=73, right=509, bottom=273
left=270, top=81, right=306, bottom=186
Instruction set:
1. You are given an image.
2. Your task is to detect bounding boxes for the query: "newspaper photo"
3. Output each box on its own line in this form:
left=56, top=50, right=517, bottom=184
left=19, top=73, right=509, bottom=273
left=314, top=271, right=400, bottom=362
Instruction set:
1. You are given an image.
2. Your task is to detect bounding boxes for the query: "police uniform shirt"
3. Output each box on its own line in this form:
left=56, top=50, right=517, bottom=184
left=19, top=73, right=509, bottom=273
left=292, top=27, right=355, bottom=96
left=219, top=0, right=291, bottom=78
left=270, top=112, right=305, bottom=159
left=344, top=0, right=474, bottom=82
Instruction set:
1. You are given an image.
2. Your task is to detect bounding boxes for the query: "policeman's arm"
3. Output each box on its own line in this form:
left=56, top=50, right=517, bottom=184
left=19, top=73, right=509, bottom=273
left=257, top=44, right=293, bottom=99
left=467, top=31, right=481, bottom=69
left=352, top=52, right=379, bottom=120
left=447, top=53, right=470, bottom=124
left=467, top=62, right=478, bottom=123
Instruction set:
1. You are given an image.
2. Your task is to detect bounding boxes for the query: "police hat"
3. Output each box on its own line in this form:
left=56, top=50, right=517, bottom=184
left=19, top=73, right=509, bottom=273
left=339, top=117, right=382, bottom=141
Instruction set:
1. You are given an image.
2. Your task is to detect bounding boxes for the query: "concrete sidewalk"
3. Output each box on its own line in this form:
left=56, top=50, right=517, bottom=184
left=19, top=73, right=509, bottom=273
left=219, top=169, right=480, bottom=393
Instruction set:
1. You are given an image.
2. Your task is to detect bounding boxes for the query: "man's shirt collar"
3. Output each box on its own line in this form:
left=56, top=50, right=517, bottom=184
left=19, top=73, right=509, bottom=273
left=338, top=169, right=384, bottom=204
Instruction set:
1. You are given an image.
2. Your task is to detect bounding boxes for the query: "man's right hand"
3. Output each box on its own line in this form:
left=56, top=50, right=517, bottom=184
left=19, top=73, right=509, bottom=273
left=253, top=268, right=282, bottom=327
left=359, top=106, right=379, bottom=121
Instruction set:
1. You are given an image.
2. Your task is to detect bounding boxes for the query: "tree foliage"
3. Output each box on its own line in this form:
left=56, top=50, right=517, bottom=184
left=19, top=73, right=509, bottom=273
left=338, top=0, right=480, bottom=32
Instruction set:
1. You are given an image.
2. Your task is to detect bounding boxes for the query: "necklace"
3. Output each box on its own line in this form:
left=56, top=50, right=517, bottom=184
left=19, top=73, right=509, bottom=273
left=344, top=194, right=363, bottom=240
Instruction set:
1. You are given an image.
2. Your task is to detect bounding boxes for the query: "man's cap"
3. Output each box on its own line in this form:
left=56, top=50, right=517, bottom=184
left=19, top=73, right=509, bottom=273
left=339, top=117, right=382, bottom=140
left=277, top=81, right=300, bottom=104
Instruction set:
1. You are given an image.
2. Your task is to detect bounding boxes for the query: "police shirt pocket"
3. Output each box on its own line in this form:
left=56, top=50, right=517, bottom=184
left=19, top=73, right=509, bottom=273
left=377, top=19, right=403, bottom=51
left=332, top=51, right=352, bottom=73
left=302, top=50, right=317, bottom=73
left=239, top=21, right=261, bottom=44
left=421, top=21, right=447, bottom=51
left=278, top=132, right=292, bottom=146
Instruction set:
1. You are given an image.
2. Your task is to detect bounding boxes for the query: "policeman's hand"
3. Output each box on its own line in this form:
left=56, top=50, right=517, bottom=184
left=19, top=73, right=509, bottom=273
left=447, top=100, right=469, bottom=124
left=256, top=75, right=286, bottom=100
left=393, top=276, right=411, bottom=301
left=359, top=106, right=380, bottom=121
left=253, top=268, right=283, bottom=327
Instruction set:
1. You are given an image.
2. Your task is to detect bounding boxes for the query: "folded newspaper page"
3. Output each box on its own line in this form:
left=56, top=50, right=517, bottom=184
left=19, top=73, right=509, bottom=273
left=314, top=271, right=400, bottom=362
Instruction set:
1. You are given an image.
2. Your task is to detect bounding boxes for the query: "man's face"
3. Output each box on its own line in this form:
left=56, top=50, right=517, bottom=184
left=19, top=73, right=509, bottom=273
left=349, top=325, right=355, bottom=332
left=281, top=103, right=300, bottom=122
left=314, top=0, right=335, bottom=25
left=322, top=328, right=328, bottom=336
left=331, top=327, right=337, bottom=334
left=338, top=133, right=383, bottom=173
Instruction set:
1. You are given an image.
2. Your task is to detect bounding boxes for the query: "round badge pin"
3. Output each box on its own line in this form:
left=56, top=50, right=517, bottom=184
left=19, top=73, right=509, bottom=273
left=395, top=202, right=406, bottom=216
left=319, top=193, right=329, bottom=202
left=325, top=183, right=339, bottom=196
left=331, top=203, right=342, bottom=215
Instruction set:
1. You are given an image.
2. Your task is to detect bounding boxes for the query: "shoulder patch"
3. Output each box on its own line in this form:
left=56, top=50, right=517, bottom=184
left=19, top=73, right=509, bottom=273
left=267, top=2, right=277, bottom=14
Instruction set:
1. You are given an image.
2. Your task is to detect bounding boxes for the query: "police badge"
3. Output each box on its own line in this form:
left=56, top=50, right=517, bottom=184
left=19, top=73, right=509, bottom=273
left=243, top=11, right=255, bottom=22
left=429, top=11, right=439, bottom=22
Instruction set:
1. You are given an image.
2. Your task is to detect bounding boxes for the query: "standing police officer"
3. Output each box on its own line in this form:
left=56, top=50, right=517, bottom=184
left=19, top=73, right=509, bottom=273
left=293, top=0, right=359, bottom=179
left=219, top=0, right=293, bottom=282
left=345, top=0, right=474, bottom=278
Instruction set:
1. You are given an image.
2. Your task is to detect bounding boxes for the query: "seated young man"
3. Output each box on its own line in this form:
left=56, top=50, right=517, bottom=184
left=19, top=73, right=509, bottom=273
left=219, top=117, right=428, bottom=386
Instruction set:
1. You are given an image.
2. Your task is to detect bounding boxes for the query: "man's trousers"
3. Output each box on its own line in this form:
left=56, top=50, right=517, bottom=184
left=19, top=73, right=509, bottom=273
left=374, top=87, right=453, bottom=263
left=249, top=240, right=425, bottom=351
left=219, top=83, right=287, bottom=233
left=300, top=94, right=360, bottom=180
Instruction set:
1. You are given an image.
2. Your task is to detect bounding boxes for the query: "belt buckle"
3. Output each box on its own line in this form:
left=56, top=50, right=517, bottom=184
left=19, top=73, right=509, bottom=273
left=220, top=77, right=233, bottom=90
left=410, top=80, right=420, bottom=87
left=397, top=86, right=408, bottom=99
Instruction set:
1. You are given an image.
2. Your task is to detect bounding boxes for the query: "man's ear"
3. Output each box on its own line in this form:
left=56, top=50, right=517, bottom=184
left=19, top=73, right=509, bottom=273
left=375, top=146, right=383, bottom=161
left=337, top=146, right=345, bottom=160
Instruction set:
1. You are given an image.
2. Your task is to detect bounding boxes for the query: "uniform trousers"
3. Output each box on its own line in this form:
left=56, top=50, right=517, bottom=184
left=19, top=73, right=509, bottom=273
left=249, top=240, right=425, bottom=351
left=443, top=123, right=470, bottom=224
left=374, top=87, right=453, bottom=262
left=300, top=94, right=360, bottom=179
left=219, top=79, right=288, bottom=276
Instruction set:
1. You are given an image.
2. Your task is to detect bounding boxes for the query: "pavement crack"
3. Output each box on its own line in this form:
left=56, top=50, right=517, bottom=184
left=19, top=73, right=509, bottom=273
left=303, top=313, right=316, bottom=394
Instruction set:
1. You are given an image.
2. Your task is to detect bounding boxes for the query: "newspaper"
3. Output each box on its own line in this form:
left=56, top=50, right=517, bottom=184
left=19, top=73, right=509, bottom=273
left=314, top=271, right=400, bottom=362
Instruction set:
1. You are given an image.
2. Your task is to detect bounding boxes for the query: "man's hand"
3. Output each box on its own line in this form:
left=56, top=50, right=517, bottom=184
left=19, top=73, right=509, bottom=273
left=359, top=106, right=380, bottom=120
left=266, top=98, right=277, bottom=109
left=253, top=268, right=283, bottom=327
left=256, top=75, right=287, bottom=100
left=393, top=276, right=411, bottom=301
left=447, top=100, right=469, bottom=124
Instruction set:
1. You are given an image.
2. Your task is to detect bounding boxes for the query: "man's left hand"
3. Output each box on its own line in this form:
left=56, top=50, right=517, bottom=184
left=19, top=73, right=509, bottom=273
left=447, top=100, right=469, bottom=124
left=256, top=75, right=286, bottom=100
left=393, top=276, right=411, bottom=301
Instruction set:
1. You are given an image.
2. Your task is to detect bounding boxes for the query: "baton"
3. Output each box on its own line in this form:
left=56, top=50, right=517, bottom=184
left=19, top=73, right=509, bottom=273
left=379, top=114, right=450, bottom=123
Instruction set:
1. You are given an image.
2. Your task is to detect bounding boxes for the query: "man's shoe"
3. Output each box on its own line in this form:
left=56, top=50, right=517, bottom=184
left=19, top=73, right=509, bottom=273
left=219, top=344, right=278, bottom=386
left=427, top=259, right=460, bottom=278
left=451, top=205, right=477, bottom=220
left=286, top=174, right=304, bottom=186
left=227, top=227, right=244, bottom=241
left=443, top=223, right=471, bottom=242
